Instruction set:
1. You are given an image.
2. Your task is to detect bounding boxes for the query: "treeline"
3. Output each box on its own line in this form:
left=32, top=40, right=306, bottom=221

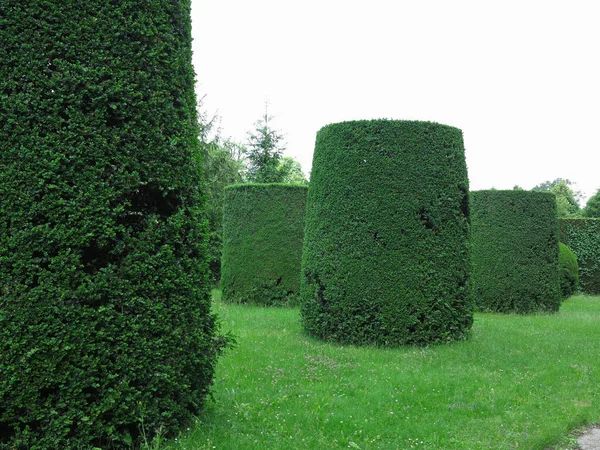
left=516, top=178, right=600, bottom=218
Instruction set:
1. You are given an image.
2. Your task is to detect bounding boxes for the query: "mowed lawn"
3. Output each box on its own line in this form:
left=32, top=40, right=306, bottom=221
left=162, top=293, right=600, bottom=450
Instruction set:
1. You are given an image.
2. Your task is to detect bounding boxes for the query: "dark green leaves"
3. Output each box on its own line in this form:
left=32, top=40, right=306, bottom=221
left=0, top=2, right=221, bottom=448
left=471, top=190, right=561, bottom=313
left=559, top=242, right=579, bottom=299
left=559, top=219, right=600, bottom=294
left=300, top=120, right=473, bottom=346
left=221, top=184, right=308, bottom=306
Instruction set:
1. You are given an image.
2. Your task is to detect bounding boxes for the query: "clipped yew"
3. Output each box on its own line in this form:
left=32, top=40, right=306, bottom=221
left=559, top=242, right=579, bottom=299
left=470, top=190, right=560, bottom=313
left=221, top=184, right=308, bottom=306
left=300, top=120, right=473, bottom=346
left=559, top=219, right=600, bottom=294
left=0, top=2, right=222, bottom=448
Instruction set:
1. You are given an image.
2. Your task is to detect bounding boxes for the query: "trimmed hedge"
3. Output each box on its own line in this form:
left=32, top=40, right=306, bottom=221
left=559, top=242, right=579, bottom=299
left=0, top=3, right=222, bottom=449
left=221, top=183, right=308, bottom=306
left=559, top=219, right=600, bottom=294
left=470, top=190, right=560, bottom=313
left=300, top=120, right=473, bottom=346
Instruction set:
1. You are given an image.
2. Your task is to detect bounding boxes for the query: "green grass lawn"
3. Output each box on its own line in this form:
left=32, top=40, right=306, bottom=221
left=159, top=293, right=600, bottom=450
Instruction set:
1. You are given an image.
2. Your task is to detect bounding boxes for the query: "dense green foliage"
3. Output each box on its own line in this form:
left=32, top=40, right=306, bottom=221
left=0, top=2, right=222, bottom=449
left=246, top=104, right=287, bottom=183
left=532, top=178, right=582, bottom=218
left=300, top=120, right=473, bottom=346
left=200, top=139, right=246, bottom=283
left=278, top=156, right=308, bottom=184
left=200, top=113, right=306, bottom=284
left=559, top=219, right=600, bottom=294
left=558, top=243, right=579, bottom=299
left=470, top=190, right=560, bottom=313
left=221, top=184, right=308, bottom=306
left=584, top=188, right=600, bottom=218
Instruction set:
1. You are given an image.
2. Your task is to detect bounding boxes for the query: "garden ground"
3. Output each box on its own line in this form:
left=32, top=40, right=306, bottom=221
left=575, top=425, right=600, bottom=450
left=159, top=292, right=600, bottom=450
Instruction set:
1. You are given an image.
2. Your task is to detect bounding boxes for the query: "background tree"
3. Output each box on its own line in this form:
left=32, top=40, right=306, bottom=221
left=196, top=95, right=250, bottom=283
left=532, top=178, right=582, bottom=218
left=278, top=156, right=308, bottom=184
left=200, top=137, right=247, bottom=282
left=584, top=188, right=600, bottom=218
left=246, top=102, right=287, bottom=183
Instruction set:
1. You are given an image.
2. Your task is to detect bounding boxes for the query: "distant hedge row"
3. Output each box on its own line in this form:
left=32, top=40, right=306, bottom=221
left=470, top=190, right=560, bottom=313
left=559, top=242, right=579, bottom=299
left=559, top=219, right=600, bottom=294
left=300, top=120, right=474, bottom=346
left=221, top=184, right=308, bottom=306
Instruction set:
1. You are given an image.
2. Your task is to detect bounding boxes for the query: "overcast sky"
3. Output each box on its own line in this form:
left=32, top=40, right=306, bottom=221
left=191, top=0, right=599, bottom=203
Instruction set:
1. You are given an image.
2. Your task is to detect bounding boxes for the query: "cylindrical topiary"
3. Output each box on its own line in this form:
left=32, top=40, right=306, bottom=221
left=559, top=242, right=579, bottom=299
left=559, top=219, right=600, bottom=294
left=300, top=120, right=473, bottom=346
left=470, top=190, right=560, bottom=313
left=221, top=183, right=308, bottom=306
left=0, top=2, right=223, bottom=449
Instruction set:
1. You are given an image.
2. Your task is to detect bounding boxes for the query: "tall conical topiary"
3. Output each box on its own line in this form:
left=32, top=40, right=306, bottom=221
left=300, top=120, right=473, bottom=346
left=0, top=2, right=223, bottom=448
left=470, top=190, right=560, bottom=313
left=221, top=183, right=308, bottom=306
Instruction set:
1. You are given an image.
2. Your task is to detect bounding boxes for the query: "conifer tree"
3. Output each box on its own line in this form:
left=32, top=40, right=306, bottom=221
left=246, top=102, right=287, bottom=183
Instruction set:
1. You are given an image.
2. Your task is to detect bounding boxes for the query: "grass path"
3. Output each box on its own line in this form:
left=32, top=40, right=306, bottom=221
left=161, top=294, right=600, bottom=450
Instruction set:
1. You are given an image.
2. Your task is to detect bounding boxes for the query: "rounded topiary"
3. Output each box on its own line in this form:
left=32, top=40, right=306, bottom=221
left=300, top=120, right=473, bottom=346
left=559, top=218, right=600, bottom=294
left=0, top=2, right=222, bottom=449
left=559, top=242, right=579, bottom=299
left=470, top=190, right=560, bottom=313
left=221, top=183, right=308, bottom=306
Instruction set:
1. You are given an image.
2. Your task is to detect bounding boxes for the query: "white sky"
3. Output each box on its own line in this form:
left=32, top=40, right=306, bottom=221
left=191, top=0, right=599, bottom=203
